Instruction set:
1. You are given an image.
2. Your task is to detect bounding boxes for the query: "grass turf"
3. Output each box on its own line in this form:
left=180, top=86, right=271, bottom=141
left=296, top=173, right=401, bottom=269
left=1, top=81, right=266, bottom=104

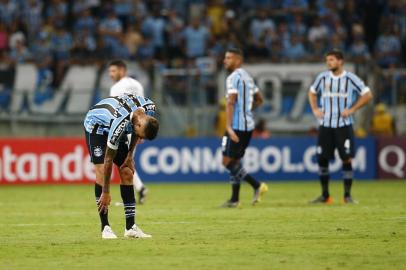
left=0, top=181, right=405, bottom=270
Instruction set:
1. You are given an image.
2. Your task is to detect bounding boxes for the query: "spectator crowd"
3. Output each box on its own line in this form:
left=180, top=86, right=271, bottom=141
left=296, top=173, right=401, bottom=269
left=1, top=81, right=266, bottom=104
left=0, top=0, right=405, bottom=94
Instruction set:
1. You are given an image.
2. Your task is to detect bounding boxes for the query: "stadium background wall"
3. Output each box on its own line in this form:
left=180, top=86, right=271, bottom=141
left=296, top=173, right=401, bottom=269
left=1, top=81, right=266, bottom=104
left=0, top=137, right=404, bottom=184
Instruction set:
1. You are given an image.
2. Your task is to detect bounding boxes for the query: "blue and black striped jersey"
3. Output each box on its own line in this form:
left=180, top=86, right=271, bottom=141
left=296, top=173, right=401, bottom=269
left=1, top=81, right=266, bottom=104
left=226, top=68, right=259, bottom=131
left=310, top=70, right=370, bottom=128
left=84, top=94, right=156, bottom=149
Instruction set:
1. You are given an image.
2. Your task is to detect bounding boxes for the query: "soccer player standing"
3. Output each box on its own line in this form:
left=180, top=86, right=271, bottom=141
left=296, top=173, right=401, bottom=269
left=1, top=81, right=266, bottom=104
left=108, top=60, right=149, bottom=204
left=221, top=48, right=268, bottom=207
left=308, top=49, right=373, bottom=204
left=84, top=94, right=158, bottom=238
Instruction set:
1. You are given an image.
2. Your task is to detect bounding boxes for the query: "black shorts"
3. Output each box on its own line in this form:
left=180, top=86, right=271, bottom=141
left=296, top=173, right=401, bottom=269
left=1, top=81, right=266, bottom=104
left=317, top=125, right=355, bottom=161
left=222, top=130, right=253, bottom=159
left=85, top=131, right=129, bottom=166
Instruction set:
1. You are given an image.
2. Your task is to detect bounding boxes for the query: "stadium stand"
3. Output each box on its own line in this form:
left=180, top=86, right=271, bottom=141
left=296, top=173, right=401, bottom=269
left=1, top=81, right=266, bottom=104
left=0, top=0, right=405, bottom=136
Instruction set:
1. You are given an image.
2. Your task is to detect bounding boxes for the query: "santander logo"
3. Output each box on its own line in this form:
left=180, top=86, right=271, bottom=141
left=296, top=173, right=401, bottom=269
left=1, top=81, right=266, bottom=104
left=0, top=145, right=95, bottom=183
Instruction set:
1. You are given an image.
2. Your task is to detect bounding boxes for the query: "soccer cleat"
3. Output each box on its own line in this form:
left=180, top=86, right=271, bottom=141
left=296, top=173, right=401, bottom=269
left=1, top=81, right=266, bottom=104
left=252, top=182, right=269, bottom=205
left=102, top=225, right=117, bottom=239
left=124, top=224, right=152, bottom=238
left=138, top=186, right=148, bottom=205
left=310, top=195, right=333, bottom=204
left=221, top=200, right=241, bottom=208
left=343, top=196, right=359, bottom=204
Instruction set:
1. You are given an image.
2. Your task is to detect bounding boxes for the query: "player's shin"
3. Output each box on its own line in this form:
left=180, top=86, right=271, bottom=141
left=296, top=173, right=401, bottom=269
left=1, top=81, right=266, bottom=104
left=318, top=159, right=330, bottom=198
left=342, top=162, right=353, bottom=197
left=120, top=185, right=136, bottom=230
left=95, top=183, right=110, bottom=231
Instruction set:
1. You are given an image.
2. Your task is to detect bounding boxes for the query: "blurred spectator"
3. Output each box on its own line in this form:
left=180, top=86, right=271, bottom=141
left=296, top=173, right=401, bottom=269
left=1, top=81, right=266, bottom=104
left=98, top=9, right=122, bottom=49
left=31, top=33, right=52, bottom=65
left=249, top=9, right=275, bottom=45
left=46, top=0, right=68, bottom=28
left=308, top=16, right=329, bottom=43
left=21, top=0, right=43, bottom=41
left=74, top=9, right=97, bottom=35
left=165, top=9, right=185, bottom=60
left=285, top=35, right=308, bottom=61
left=111, top=34, right=130, bottom=59
left=71, top=29, right=96, bottom=63
left=375, top=26, right=401, bottom=68
left=0, top=0, right=18, bottom=26
left=141, top=8, right=166, bottom=59
left=8, top=21, right=26, bottom=50
left=207, top=0, right=225, bottom=36
left=370, top=103, right=396, bottom=136
left=9, top=38, right=32, bottom=64
left=91, top=37, right=112, bottom=66
left=289, top=14, right=307, bottom=40
left=308, top=39, right=327, bottom=62
left=183, top=17, right=210, bottom=58
left=114, top=0, right=133, bottom=28
left=327, top=34, right=345, bottom=52
left=348, top=25, right=370, bottom=63
left=51, top=26, right=72, bottom=85
left=252, top=118, right=271, bottom=138
left=124, top=23, right=143, bottom=59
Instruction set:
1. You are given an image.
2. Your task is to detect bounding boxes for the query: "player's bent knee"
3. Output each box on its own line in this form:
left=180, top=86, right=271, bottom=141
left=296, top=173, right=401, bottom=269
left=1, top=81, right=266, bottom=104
left=119, top=167, right=133, bottom=185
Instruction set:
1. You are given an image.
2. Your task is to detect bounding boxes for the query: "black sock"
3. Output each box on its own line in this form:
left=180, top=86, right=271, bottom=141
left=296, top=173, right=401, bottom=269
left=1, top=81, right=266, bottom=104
left=230, top=176, right=241, bottom=202
left=120, top=185, right=136, bottom=230
left=227, top=162, right=260, bottom=190
left=319, top=166, right=330, bottom=198
left=343, top=163, right=353, bottom=197
left=95, top=183, right=109, bottom=231
left=242, top=174, right=260, bottom=190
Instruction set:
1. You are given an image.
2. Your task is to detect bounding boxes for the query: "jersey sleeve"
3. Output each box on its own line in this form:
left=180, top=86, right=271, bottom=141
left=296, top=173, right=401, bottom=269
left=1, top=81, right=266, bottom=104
left=226, top=74, right=240, bottom=96
left=310, top=73, right=324, bottom=94
left=349, top=73, right=370, bottom=96
left=107, top=117, right=130, bottom=150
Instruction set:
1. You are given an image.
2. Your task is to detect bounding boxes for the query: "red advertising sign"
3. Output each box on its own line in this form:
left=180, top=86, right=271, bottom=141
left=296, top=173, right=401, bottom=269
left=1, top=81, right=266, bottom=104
left=376, top=137, right=406, bottom=180
left=0, top=138, right=120, bottom=185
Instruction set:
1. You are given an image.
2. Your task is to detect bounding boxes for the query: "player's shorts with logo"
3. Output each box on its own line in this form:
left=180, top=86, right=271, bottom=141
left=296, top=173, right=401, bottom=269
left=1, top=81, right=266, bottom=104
left=222, top=130, right=253, bottom=159
left=317, top=125, right=355, bottom=161
left=85, top=130, right=129, bottom=166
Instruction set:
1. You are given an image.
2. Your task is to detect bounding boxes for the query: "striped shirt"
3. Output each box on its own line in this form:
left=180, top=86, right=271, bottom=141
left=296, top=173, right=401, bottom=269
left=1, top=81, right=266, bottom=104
left=84, top=95, right=156, bottom=150
left=226, top=68, right=259, bottom=131
left=310, top=70, right=370, bottom=128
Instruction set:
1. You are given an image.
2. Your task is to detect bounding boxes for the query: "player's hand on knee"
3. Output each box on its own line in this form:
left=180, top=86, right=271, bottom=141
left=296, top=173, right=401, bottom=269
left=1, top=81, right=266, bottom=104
left=120, top=157, right=135, bottom=174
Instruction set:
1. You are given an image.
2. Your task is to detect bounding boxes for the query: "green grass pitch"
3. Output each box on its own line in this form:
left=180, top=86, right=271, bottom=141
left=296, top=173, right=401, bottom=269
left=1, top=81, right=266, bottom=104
left=0, top=181, right=405, bottom=270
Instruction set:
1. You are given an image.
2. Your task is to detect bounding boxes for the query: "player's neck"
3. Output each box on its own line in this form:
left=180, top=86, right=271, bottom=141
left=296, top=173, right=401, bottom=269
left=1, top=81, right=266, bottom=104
left=332, top=68, right=344, bottom=76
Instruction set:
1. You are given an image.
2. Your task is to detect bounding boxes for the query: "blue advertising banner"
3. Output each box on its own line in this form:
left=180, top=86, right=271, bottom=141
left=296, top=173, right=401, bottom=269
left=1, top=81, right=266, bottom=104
left=134, top=137, right=376, bottom=182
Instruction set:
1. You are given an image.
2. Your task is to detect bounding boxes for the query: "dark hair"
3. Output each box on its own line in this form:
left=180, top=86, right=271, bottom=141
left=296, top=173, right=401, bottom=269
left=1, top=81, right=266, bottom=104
left=326, top=49, right=344, bottom=60
left=226, top=47, right=243, bottom=57
left=144, top=117, right=159, bottom=140
left=109, top=59, right=127, bottom=69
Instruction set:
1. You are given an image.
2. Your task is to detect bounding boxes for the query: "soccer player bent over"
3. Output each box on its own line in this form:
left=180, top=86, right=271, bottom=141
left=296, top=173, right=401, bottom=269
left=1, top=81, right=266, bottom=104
left=108, top=60, right=149, bottom=204
left=84, top=94, right=159, bottom=238
left=221, top=48, right=268, bottom=207
left=308, top=49, right=372, bottom=204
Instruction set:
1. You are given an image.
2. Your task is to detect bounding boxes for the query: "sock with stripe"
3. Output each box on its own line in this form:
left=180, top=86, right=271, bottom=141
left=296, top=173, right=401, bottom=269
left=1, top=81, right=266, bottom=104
left=343, top=162, right=353, bottom=197
left=120, top=185, right=136, bottom=230
left=95, top=183, right=109, bottom=231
